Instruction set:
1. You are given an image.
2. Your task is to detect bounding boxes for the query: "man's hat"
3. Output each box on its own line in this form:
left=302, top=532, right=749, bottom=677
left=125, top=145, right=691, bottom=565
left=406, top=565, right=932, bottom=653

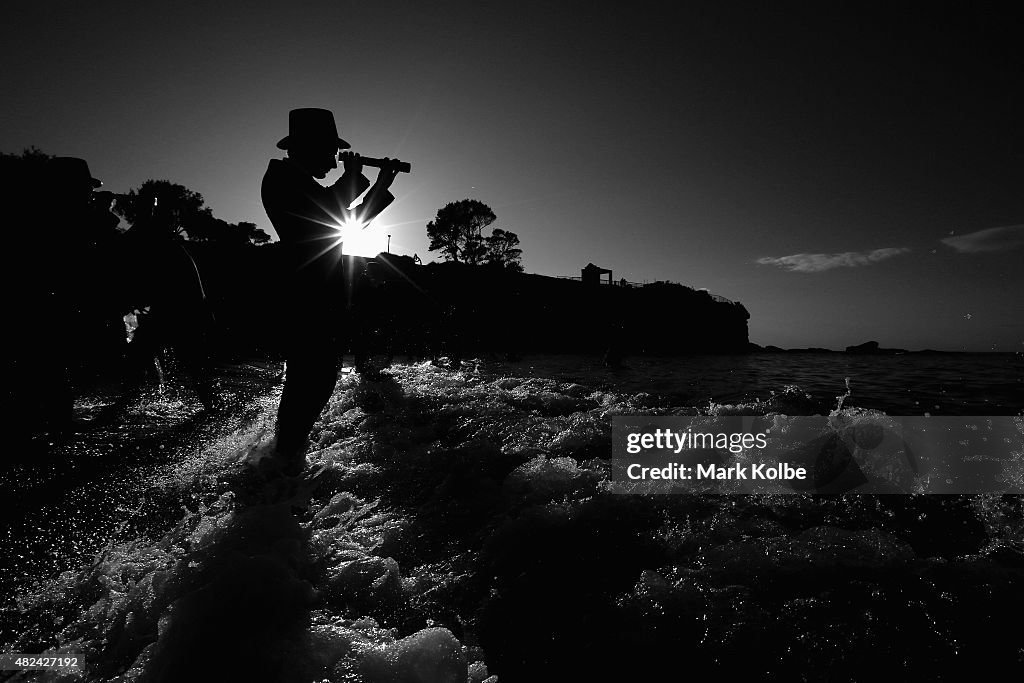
left=46, top=157, right=102, bottom=188
left=276, top=108, right=351, bottom=151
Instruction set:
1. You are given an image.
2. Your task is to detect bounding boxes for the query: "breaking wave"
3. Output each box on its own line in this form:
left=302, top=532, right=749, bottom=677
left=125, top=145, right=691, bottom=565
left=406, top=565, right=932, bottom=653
left=4, top=360, right=1022, bottom=681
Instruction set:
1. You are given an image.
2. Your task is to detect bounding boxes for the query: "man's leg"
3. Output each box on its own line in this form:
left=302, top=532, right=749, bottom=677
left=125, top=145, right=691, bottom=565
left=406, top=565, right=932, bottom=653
left=118, top=315, right=164, bottom=407
left=171, top=316, right=219, bottom=410
left=273, top=339, right=340, bottom=473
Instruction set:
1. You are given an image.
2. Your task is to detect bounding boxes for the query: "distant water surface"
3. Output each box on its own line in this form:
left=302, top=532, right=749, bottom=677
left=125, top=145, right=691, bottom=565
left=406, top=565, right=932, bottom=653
left=481, top=352, right=1023, bottom=415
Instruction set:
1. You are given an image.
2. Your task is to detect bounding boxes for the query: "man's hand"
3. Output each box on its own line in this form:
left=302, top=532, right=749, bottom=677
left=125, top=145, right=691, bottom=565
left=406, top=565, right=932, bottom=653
left=375, top=158, right=400, bottom=189
left=339, top=150, right=363, bottom=176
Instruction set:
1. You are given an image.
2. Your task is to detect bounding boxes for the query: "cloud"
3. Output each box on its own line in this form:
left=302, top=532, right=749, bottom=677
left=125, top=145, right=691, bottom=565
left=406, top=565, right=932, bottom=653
left=940, top=224, right=1024, bottom=253
left=756, top=247, right=911, bottom=273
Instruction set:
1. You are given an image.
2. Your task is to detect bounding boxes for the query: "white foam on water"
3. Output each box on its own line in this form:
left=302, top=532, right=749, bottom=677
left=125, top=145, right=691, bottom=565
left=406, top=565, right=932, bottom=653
left=10, top=359, right=1020, bottom=681
left=357, top=627, right=467, bottom=683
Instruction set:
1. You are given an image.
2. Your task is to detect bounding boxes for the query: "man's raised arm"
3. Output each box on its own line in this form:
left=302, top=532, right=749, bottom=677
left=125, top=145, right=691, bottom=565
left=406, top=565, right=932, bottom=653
left=334, top=151, right=398, bottom=225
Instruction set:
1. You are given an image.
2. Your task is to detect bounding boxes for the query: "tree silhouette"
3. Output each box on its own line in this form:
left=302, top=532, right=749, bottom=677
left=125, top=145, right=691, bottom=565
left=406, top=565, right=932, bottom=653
left=116, top=179, right=270, bottom=245
left=236, top=221, right=272, bottom=246
left=1, top=147, right=54, bottom=210
left=426, top=199, right=496, bottom=265
left=4, top=156, right=270, bottom=246
left=116, top=180, right=210, bottom=240
left=485, top=228, right=523, bottom=271
left=0, top=146, right=53, bottom=176
left=187, top=215, right=271, bottom=246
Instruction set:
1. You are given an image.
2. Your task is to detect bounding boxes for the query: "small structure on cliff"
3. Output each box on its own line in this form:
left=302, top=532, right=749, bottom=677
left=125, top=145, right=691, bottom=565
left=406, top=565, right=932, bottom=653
left=581, top=263, right=613, bottom=286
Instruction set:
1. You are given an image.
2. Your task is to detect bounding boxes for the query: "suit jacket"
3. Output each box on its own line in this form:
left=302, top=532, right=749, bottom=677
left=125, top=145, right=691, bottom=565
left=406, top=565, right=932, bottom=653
left=261, top=157, right=394, bottom=297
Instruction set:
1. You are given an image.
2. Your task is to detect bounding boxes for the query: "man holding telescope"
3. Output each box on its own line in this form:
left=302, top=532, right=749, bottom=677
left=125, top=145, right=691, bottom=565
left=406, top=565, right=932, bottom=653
left=261, top=107, right=407, bottom=476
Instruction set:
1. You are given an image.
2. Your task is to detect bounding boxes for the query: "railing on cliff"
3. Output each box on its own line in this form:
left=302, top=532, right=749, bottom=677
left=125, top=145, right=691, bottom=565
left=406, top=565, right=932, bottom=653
left=551, top=274, right=743, bottom=308
left=553, top=275, right=646, bottom=287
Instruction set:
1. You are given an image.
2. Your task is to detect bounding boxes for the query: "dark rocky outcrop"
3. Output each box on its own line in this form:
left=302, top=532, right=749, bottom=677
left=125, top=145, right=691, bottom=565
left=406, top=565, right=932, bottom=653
left=355, top=256, right=750, bottom=356
left=845, top=340, right=908, bottom=354
left=846, top=340, right=880, bottom=353
left=191, top=246, right=750, bottom=357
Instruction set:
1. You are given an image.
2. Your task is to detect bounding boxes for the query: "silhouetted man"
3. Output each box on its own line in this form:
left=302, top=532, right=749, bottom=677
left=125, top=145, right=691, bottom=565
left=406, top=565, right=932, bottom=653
left=118, top=195, right=217, bottom=410
left=261, top=107, right=399, bottom=475
left=21, top=158, right=126, bottom=433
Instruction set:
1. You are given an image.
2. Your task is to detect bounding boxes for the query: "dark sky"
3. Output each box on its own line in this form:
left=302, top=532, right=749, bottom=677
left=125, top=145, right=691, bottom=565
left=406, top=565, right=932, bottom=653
left=3, top=1, right=1022, bottom=351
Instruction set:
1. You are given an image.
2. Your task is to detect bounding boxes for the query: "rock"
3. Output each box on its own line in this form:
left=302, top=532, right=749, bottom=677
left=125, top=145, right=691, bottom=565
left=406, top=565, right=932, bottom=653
left=845, top=341, right=908, bottom=354
left=846, top=341, right=881, bottom=353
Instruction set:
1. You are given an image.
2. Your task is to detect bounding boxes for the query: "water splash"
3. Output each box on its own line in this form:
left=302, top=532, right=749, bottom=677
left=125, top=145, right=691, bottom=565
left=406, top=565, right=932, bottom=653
left=6, top=359, right=1021, bottom=680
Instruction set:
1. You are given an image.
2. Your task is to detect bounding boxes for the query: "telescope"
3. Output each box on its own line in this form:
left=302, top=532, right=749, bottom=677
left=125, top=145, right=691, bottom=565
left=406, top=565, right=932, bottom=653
left=346, top=153, right=411, bottom=174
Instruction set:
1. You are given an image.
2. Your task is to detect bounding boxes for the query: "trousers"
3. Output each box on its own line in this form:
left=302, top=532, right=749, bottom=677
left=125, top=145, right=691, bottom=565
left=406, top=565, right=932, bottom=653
left=274, top=292, right=344, bottom=459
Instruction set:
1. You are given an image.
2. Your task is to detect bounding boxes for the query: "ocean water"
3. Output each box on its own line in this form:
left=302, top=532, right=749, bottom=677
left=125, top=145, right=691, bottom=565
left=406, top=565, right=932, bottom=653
left=481, top=351, right=1024, bottom=416
left=2, top=353, right=1022, bottom=682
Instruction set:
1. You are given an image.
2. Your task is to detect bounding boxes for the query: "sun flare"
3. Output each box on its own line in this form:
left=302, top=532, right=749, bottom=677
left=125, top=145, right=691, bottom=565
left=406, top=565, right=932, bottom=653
left=335, top=217, right=382, bottom=256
